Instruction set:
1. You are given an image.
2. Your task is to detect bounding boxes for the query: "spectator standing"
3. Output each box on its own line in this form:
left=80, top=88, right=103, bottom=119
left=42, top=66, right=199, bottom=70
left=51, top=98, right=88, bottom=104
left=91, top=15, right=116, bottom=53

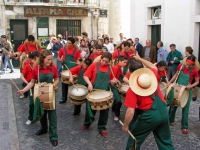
left=52, top=37, right=63, bottom=77
left=134, top=38, right=143, bottom=57
left=142, top=39, right=156, bottom=63
left=166, top=44, right=183, bottom=80
left=116, top=33, right=125, bottom=45
left=104, top=37, right=114, bottom=54
left=1, top=35, right=14, bottom=73
left=79, top=39, right=90, bottom=59
left=157, top=41, right=168, bottom=62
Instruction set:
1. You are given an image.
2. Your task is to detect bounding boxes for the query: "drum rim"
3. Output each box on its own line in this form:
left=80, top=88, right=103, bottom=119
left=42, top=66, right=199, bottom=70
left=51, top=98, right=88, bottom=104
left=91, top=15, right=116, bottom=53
left=87, top=90, right=113, bottom=102
left=68, top=84, right=88, bottom=98
left=118, top=84, right=129, bottom=94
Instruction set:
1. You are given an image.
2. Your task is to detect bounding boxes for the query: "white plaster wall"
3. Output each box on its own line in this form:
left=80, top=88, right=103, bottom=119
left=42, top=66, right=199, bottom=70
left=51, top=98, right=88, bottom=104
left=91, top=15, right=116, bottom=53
left=128, top=0, right=193, bottom=56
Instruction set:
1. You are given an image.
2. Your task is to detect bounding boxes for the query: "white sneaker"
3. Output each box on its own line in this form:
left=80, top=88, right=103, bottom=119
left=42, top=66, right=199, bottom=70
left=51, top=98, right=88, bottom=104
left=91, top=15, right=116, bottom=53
left=114, top=116, right=119, bottom=121
left=26, top=120, right=32, bottom=125
left=20, top=95, right=25, bottom=99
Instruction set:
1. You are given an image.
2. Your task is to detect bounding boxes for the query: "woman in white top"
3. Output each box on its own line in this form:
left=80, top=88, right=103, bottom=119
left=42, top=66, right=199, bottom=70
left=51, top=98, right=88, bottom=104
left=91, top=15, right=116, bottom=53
left=103, top=37, right=114, bottom=54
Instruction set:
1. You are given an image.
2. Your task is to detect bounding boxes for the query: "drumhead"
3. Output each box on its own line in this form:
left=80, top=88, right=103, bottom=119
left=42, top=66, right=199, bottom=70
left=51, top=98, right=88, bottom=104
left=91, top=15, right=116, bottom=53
left=70, top=87, right=88, bottom=96
left=62, top=70, right=70, bottom=76
left=87, top=90, right=112, bottom=101
left=120, top=85, right=129, bottom=92
left=180, top=89, right=189, bottom=108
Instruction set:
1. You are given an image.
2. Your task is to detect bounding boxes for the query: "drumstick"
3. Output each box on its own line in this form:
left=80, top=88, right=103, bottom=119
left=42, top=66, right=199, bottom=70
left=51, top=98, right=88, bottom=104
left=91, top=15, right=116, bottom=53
left=64, top=64, right=78, bottom=91
left=30, top=89, right=32, bottom=96
left=70, top=61, right=78, bottom=64
left=119, top=120, right=137, bottom=149
left=110, top=66, right=120, bottom=86
left=164, top=71, right=169, bottom=83
left=9, top=79, right=20, bottom=91
left=160, top=86, right=167, bottom=91
left=174, top=65, right=183, bottom=83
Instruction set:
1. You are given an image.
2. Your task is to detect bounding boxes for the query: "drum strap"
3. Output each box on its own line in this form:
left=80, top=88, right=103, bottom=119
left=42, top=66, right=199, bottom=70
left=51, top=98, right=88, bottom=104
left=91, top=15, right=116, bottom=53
left=96, top=62, right=110, bottom=73
left=25, top=43, right=38, bottom=53
left=181, top=64, right=194, bottom=74
left=64, top=46, right=76, bottom=56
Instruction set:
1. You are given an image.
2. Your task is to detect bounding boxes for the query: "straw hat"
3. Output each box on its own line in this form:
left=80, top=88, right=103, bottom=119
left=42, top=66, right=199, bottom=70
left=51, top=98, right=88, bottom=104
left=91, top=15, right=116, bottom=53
left=129, top=68, right=158, bottom=96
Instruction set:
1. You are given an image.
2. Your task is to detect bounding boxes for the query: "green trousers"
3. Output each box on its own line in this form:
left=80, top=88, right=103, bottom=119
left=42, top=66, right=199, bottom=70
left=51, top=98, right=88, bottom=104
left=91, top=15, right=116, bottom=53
left=84, top=102, right=109, bottom=132
left=40, top=109, right=58, bottom=140
left=126, top=92, right=174, bottom=150
left=111, top=86, right=122, bottom=117
left=22, top=82, right=28, bottom=97
left=61, top=83, right=69, bottom=101
left=169, top=89, right=192, bottom=129
left=28, top=88, right=34, bottom=121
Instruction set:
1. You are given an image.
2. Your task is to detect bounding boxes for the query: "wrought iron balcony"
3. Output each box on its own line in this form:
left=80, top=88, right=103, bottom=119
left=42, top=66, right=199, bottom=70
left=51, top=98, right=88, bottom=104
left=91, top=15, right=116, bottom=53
left=5, top=0, right=99, bottom=7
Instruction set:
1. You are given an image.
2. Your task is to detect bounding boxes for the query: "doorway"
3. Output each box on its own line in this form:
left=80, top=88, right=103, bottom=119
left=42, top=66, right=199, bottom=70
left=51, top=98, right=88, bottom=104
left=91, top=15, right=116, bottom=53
left=10, top=20, right=28, bottom=67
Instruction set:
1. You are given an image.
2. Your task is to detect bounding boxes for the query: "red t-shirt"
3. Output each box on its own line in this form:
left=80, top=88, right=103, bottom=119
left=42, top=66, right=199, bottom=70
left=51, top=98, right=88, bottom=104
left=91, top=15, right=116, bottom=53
left=112, top=64, right=123, bottom=80
left=22, top=61, right=34, bottom=82
left=89, top=51, right=103, bottom=60
left=157, top=70, right=167, bottom=81
left=112, top=49, right=126, bottom=60
left=124, top=68, right=166, bottom=111
left=17, top=44, right=24, bottom=52
left=177, top=64, right=199, bottom=83
left=125, top=72, right=131, bottom=79
left=58, top=46, right=80, bottom=62
left=84, top=61, right=114, bottom=84
left=20, top=42, right=42, bottom=54
left=125, top=50, right=136, bottom=60
left=70, top=65, right=87, bottom=76
left=31, top=65, right=58, bottom=80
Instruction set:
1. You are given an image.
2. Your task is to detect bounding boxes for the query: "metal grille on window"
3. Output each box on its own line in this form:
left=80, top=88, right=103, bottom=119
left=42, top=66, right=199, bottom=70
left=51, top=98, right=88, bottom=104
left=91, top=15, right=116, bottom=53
left=56, top=20, right=81, bottom=39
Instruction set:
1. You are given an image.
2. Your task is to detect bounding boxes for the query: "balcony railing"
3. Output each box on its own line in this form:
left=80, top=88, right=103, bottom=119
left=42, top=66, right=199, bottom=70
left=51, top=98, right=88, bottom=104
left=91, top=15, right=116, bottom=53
left=5, top=0, right=99, bottom=7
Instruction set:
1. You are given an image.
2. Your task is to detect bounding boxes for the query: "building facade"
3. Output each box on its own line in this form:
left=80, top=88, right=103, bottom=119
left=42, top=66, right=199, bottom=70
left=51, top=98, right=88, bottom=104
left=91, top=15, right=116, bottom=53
left=0, top=0, right=109, bottom=52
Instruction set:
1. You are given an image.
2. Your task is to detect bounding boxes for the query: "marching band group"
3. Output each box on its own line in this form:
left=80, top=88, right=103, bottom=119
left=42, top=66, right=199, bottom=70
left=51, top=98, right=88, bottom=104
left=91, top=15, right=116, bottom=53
left=1, top=33, right=200, bottom=149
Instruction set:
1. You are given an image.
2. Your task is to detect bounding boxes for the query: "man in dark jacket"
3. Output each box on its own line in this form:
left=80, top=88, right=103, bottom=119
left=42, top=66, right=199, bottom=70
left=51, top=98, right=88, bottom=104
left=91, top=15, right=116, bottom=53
left=141, top=39, right=156, bottom=63
left=134, top=38, right=143, bottom=57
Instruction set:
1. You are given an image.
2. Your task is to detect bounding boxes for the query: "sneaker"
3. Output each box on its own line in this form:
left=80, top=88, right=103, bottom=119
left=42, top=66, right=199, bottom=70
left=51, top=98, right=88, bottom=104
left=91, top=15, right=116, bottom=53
left=182, top=129, right=188, bottom=134
left=114, top=116, right=119, bottom=121
left=81, top=126, right=88, bottom=131
left=20, top=95, right=25, bottom=99
left=100, top=130, right=108, bottom=137
left=10, top=71, right=14, bottom=73
left=26, top=120, right=32, bottom=125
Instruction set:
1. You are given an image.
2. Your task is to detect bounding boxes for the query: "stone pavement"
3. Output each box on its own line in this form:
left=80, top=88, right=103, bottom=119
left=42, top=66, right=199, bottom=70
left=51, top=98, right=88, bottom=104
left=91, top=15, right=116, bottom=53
left=1, top=70, right=200, bottom=150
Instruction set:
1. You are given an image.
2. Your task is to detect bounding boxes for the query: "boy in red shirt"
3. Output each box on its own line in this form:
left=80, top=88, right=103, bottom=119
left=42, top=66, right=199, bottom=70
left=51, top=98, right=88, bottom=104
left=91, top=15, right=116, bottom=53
left=81, top=52, right=118, bottom=137
left=58, top=37, right=81, bottom=104
left=89, top=44, right=104, bottom=61
left=20, top=51, right=39, bottom=125
left=69, top=58, right=92, bottom=115
left=111, top=56, right=127, bottom=121
left=168, top=55, right=199, bottom=134
left=122, top=54, right=174, bottom=150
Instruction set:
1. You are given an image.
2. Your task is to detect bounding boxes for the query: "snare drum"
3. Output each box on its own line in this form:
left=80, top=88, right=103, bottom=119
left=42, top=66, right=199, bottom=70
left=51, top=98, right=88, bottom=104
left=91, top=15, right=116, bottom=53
left=118, top=84, right=129, bottom=99
left=87, top=90, right=113, bottom=110
left=165, top=83, right=189, bottom=108
left=159, top=82, right=167, bottom=97
left=61, top=70, right=78, bottom=84
left=68, top=84, right=88, bottom=105
left=34, top=83, right=55, bottom=110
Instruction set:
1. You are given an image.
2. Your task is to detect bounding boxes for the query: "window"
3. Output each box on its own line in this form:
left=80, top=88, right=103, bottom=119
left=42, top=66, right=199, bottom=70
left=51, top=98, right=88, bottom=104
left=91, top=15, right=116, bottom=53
left=152, top=6, right=161, bottom=19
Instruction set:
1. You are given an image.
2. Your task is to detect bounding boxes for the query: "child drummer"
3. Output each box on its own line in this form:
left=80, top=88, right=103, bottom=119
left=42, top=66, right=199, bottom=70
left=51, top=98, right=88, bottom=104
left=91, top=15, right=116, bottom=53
left=81, top=52, right=117, bottom=137
left=167, top=55, right=199, bottom=134
left=69, top=58, right=92, bottom=115
left=122, top=53, right=174, bottom=150
left=58, top=37, right=81, bottom=104
left=156, top=60, right=168, bottom=83
left=89, top=44, right=104, bottom=61
left=18, top=50, right=59, bottom=147
left=111, top=56, right=128, bottom=121
left=20, top=51, right=39, bottom=125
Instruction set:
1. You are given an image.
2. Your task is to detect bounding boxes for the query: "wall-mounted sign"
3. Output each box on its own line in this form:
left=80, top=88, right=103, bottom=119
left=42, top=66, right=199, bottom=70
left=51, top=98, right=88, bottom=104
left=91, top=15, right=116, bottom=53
left=24, top=7, right=88, bottom=17
left=152, top=20, right=155, bottom=24
left=99, top=10, right=107, bottom=17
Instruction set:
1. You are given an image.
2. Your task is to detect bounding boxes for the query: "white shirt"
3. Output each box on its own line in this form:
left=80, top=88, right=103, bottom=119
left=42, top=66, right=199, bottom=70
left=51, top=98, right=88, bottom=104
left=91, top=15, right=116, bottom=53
left=116, top=39, right=125, bottom=45
left=104, top=43, right=114, bottom=54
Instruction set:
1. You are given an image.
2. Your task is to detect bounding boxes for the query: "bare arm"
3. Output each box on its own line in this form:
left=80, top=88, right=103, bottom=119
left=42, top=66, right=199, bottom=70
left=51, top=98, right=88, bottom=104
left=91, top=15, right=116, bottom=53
left=133, top=53, right=157, bottom=70
left=122, top=107, right=135, bottom=132
left=20, top=74, right=29, bottom=84
left=123, top=77, right=129, bottom=85
left=187, top=77, right=199, bottom=89
left=84, top=76, right=93, bottom=91
left=57, top=55, right=62, bottom=62
left=168, top=71, right=179, bottom=84
left=19, top=79, right=36, bottom=94
left=53, top=78, right=59, bottom=87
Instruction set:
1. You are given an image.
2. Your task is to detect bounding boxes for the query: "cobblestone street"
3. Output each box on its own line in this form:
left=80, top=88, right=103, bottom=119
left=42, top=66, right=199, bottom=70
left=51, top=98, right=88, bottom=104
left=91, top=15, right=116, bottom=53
left=1, top=71, right=200, bottom=150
